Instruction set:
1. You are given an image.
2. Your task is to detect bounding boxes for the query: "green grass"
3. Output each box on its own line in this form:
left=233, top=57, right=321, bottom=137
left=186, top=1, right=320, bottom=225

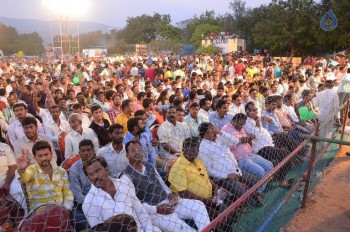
left=229, top=135, right=344, bottom=232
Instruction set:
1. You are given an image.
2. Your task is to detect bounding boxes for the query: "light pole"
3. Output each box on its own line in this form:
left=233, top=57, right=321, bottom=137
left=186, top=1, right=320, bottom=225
left=43, top=0, right=88, bottom=59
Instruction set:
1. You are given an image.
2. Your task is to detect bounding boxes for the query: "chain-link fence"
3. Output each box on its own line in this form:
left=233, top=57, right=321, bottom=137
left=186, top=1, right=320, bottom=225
left=1, top=100, right=348, bottom=232
left=200, top=100, right=349, bottom=232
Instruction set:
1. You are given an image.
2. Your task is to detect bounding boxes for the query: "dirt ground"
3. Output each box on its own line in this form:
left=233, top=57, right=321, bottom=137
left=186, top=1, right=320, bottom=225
left=284, top=141, right=350, bottom=232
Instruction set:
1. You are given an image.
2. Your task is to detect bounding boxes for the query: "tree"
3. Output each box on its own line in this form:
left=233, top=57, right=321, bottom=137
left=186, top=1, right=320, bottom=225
left=197, top=45, right=222, bottom=54
left=0, top=24, right=44, bottom=55
left=191, top=24, right=223, bottom=47
left=149, top=39, right=182, bottom=54
left=117, top=13, right=181, bottom=44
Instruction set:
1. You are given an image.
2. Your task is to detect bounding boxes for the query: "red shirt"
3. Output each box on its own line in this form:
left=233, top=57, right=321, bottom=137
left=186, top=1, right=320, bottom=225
left=145, top=68, right=156, bottom=82
left=234, top=63, right=245, bottom=76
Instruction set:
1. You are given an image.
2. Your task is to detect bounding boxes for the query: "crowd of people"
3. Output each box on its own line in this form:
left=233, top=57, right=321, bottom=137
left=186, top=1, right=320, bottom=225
left=0, top=51, right=349, bottom=231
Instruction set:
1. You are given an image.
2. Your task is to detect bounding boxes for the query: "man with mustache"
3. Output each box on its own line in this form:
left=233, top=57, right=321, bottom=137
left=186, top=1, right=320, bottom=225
left=65, top=113, right=99, bottom=158
left=82, top=156, right=161, bottom=231
left=157, top=106, right=187, bottom=168
left=123, top=116, right=156, bottom=166
left=97, top=123, right=128, bottom=179
left=17, top=140, right=74, bottom=212
left=69, top=139, right=95, bottom=231
left=123, top=140, right=210, bottom=232
left=14, top=116, right=57, bottom=165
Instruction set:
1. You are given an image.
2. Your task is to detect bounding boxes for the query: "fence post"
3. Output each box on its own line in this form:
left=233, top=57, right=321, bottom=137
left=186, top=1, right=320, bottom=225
left=301, top=121, right=319, bottom=208
left=340, top=99, right=349, bottom=147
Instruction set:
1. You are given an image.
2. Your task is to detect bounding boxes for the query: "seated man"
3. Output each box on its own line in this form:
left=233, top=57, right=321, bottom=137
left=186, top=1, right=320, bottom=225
left=209, top=99, right=233, bottom=129
left=221, top=113, right=273, bottom=181
left=157, top=106, right=187, bottom=167
left=8, top=103, right=44, bottom=146
left=274, top=95, right=310, bottom=140
left=283, top=93, right=314, bottom=133
left=245, top=102, right=300, bottom=187
left=262, top=96, right=306, bottom=154
left=184, top=102, right=206, bottom=137
left=198, top=122, right=264, bottom=205
left=123, top=117, right=156, bottom=166
left=0, top=142, right=25, bottom=227
left=65, top=113, right=99, bottom=158
left=82, top=156, right=161, bottom=231
left=168, top=137, right=233, bottom=221
left=97, top=124, right=128, bottom=179
left=89, top=104, right=111, bottom=147
left=69, top=139, right=95, bottom=231
left=43, top=105, right=70, bottom=165
left=123, top=140, right=210, bottom=232
left=17, top=140, right=74, bottom=212
left=14, top=116, right=57, bottom=165
left=114, top=99, right=134, bottom=136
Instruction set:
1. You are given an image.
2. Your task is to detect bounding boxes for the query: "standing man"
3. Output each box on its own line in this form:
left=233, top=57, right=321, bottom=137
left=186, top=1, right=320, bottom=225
left=313, top=80, right=339, bottom=141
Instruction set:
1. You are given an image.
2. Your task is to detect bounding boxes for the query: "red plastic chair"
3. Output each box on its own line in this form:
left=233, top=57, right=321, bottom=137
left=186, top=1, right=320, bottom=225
left=61, top=154, right=81, bottom=171
left=18, top=204, right=72, bottom=232
left=57, top=133, right=67, bottom=160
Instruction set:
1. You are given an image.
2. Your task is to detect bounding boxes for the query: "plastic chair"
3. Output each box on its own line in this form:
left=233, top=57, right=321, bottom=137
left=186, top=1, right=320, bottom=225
left=57, top=132, right=67, bottom=159
left=61, top=154, right=81, bottom=171
left=18, top=204, right=72, bottom=232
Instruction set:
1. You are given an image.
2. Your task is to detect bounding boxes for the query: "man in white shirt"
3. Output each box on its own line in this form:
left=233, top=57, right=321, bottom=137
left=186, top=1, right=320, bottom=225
left=157, top=106, right=187, bottom=163
left=33, top=96, right=65, bottom=125
left=229, top=93, right=245, bottom=116
left=184, top=102, right=206, bottom=137
left=313, top=80, right=339, bottom=141
left=43, top=105, right=70, bottom=164
left=65, top=113, right=99, bottom=158
left=198, top=98, right=211, bottom=123
left=8, top=103, right=44, bottom=146
left=0, top=142, right=27, bottom=214
left=97, top=124, right=128, bottom=179
left=82, top=156, right=161, bottom=231
left=13, top=116, right=57, bottom=165
left=283, top=94, right=314, bottom=133
left=198, top=122, right=264, bottom=204
left=72, top=103, right=92, bottom=129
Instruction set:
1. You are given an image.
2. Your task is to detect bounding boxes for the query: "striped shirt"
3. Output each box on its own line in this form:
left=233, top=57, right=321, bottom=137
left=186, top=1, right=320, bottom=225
left=18, top=163, right=74, bottom=212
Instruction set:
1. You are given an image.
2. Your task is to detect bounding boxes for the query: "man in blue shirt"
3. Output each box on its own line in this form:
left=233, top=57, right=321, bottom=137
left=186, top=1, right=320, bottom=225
left=69, top=139, right=95, bottom=231
left=209, top=99, right=233, bottom=129
left=262, top=96, right=306, bottom=157
left=123, top=117, right=156, bottom=166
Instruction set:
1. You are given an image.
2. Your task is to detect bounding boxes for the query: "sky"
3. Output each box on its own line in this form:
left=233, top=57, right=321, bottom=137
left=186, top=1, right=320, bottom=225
left=0, top=0, right=272, bottom=28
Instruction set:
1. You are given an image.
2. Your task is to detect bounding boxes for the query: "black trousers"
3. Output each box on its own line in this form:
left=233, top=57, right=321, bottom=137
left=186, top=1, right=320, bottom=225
left=257, top=146, right=290, bottom=180
left=212, top=171, right=261, bottom=199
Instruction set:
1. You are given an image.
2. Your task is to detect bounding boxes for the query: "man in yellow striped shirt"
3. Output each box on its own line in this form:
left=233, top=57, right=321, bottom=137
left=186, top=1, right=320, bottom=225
left=17, top=140, right=74, bottom=212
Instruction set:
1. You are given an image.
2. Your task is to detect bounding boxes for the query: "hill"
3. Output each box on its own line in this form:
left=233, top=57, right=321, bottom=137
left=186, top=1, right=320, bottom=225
left=0, top=17, right=114, bottom=44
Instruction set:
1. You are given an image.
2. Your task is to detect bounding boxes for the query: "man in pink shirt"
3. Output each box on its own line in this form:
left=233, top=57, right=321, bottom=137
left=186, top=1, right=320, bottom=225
left=221, top=113, right=273, bottom=181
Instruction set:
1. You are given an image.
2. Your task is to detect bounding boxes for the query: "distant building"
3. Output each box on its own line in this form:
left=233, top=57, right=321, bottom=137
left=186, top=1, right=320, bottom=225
left=202, top=36, right=246, bottom=53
